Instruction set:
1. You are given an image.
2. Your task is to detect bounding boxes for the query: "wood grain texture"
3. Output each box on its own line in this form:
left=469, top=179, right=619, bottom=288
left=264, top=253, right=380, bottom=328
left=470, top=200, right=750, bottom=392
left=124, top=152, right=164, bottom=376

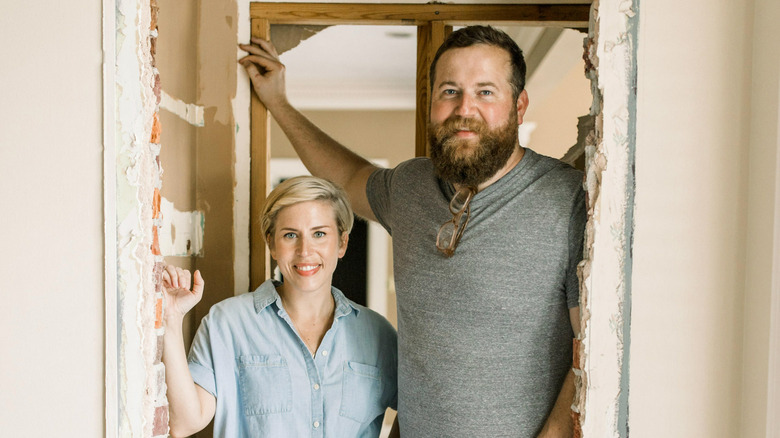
left=250, top=3, right=591, bottom=27
left=250, top=18, right=272, bottom=290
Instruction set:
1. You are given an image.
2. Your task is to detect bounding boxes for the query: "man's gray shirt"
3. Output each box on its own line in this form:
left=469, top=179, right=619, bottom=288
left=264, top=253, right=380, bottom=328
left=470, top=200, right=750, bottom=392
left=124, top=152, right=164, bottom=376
left=366, top=148, right=586, bottom=437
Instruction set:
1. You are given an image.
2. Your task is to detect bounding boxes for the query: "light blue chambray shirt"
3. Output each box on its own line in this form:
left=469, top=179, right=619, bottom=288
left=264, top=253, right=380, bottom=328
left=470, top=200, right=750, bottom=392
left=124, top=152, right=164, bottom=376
left=188, top=279, right=397, bottom=437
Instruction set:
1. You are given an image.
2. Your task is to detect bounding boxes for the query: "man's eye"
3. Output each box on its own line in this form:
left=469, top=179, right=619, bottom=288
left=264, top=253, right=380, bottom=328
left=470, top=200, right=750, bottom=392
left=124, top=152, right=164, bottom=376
left=314, top=231, right=326, bottom=238
left=443, top=89, right=457, bottom=95
left=479, top=90, right=493, bottom=96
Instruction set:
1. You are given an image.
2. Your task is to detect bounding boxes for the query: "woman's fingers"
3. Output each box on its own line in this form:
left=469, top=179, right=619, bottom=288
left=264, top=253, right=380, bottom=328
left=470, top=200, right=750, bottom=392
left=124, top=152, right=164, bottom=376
left=162, top=265, right=197, bottom=292
left=165, top=265, right=180, bottom=288
left=192, top=270, right=205, bottom=297
left=177, top=267, right=190, bottom=291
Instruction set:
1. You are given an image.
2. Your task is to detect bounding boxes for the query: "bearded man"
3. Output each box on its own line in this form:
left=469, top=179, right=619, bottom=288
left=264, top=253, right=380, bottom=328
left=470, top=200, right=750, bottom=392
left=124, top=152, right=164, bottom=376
left=240, top=25, right=586, bottom=438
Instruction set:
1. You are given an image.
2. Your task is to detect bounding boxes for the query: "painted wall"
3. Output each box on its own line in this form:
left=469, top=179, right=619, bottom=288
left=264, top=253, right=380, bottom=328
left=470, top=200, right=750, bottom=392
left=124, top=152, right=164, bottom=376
left=0, top=0, right=105, bottom=436
left=631, top=0, right=779, bottom=436
left=742, top=0, right=780, bottom=435
left=157, top=0, right=200, bottom=346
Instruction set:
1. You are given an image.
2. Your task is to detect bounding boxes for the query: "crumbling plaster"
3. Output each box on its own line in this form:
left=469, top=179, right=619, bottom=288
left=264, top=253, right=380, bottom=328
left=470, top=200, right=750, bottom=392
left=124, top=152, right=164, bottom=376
left=574, top=0, right=636, bottom=436
left=113, top=0, right=169, bottom=435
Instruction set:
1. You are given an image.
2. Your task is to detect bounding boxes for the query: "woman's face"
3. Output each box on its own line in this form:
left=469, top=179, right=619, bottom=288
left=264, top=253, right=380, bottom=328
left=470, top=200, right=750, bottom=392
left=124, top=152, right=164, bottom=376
left=268, top=200, right=348, bottom=296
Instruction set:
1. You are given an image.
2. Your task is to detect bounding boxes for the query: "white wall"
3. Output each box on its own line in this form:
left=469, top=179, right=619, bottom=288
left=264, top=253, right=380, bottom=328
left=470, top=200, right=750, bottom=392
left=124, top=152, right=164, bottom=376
left=630, top=0, right=778, bottom=436
left=0, top=1, right=105, bottom=436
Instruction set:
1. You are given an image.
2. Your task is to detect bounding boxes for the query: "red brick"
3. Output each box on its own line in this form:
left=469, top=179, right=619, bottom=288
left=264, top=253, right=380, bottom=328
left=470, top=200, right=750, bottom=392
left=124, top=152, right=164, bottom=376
left=572, top=411, right=582, bottom=438
left=152, top=405, right=168, bottom=436
left=155, top=296, right=163, bottom=329
left=151, top=112, right=161, bottom=144
left=150, top=0, right=159, bottom=31
left=572, top=338, right=582, bottom=369
left=152, top=188, right=161, bottom=218
left=155, top=333, right=164, bottom=363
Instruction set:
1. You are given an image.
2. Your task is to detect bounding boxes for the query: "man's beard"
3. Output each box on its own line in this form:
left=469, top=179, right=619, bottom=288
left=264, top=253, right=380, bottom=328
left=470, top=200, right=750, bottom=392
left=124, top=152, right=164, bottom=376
left=429, top=112, right=519, bottom=188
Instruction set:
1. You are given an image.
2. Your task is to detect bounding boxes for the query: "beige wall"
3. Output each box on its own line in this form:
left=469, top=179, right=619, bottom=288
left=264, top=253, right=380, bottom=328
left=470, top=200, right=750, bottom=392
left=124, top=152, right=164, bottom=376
left=271, top=110, right=417, bottom=166
left=157, top=0, right=200, bottom=345
left=743, top=0, right=780, bottom=435
left=0, top=1, right=105, bottom=436
left=630, top=0, right=778, bottom=436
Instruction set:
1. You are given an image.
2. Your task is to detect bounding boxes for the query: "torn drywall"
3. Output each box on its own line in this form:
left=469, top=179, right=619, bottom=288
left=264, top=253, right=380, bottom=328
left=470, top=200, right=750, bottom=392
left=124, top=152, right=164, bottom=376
left=574, top=0, right=637, bottom=437
left=114, top=0, right=169, bottom=436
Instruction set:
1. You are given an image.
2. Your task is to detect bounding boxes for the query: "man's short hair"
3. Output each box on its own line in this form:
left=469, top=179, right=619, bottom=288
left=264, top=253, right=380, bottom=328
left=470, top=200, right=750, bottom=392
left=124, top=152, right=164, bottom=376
left=430, top=25, right=527, bottom=101
left=261, top=175, right=354, bottom=247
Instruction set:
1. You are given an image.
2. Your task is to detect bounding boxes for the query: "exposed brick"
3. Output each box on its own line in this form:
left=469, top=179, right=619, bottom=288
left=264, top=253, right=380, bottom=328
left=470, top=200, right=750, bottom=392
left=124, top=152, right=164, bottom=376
left=155, top=333, right=164, bottom=363
left=572, top=411, right=582, bottom=438
left=572, top=338, right=582, bottom=369
left=152, top=405, right=168, bottom=436
left=153, top=190, right=161, bottom=218
left=154, top=262, right=164, bottom=293
left=150, top=37, right=157, bottom=67
left=153, top=72, right=161, bottom=106
left=155, top=296, right=163, bottom=329
left=151, top=112, right=161, bottom=144
left=150, top=0, right=159, bottom=31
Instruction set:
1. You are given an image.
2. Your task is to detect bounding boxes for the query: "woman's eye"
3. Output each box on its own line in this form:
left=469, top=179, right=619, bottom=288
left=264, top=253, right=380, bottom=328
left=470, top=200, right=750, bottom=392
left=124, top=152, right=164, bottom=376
left=283, top=232, right=297, bottom=239
left=443, top=89, right=457, bottom=95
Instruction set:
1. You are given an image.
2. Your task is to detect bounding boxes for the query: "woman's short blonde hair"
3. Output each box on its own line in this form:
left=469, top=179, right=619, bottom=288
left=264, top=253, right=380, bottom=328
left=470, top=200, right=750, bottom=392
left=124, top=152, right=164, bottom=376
left=261, top=176, right=354, bottom=244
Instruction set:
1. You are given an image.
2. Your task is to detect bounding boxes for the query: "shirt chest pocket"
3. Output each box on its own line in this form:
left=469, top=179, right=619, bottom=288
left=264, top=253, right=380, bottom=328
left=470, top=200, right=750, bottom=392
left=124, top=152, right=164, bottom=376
left=237, top=355, right=293, bottom=415
left=339, top=361, right=385, bottom=423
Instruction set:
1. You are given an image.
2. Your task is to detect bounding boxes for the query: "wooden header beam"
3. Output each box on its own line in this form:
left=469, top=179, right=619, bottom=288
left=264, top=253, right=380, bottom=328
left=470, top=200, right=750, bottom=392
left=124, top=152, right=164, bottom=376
left=250, top=3, right=591, bottom=27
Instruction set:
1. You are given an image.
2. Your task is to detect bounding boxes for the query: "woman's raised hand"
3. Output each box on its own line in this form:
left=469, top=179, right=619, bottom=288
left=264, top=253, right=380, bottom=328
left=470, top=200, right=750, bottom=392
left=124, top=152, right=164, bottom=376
left=162, top=265, right=204, bottom=322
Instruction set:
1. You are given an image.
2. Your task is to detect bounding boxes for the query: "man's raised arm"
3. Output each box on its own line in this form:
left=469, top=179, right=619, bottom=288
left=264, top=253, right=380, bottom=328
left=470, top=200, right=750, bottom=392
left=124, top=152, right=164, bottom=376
left=239, top=38, right=379, bottom=221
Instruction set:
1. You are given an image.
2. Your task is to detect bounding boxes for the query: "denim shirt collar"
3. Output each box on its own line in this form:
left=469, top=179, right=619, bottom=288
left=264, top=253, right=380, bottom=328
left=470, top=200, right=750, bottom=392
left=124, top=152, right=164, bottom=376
left=253, top=279, right=358, bottom=318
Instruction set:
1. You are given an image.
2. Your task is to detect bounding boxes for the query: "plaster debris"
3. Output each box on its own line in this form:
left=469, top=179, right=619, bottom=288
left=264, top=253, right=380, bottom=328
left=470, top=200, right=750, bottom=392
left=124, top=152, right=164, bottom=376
left=160, top=90, right=205, bottom=126
left=576, top=0, right=637, bottom=437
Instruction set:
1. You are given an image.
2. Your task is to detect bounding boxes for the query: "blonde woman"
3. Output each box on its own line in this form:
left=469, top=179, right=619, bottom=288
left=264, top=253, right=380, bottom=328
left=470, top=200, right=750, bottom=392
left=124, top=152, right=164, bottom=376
left=162, top=176, right=397, bottom=437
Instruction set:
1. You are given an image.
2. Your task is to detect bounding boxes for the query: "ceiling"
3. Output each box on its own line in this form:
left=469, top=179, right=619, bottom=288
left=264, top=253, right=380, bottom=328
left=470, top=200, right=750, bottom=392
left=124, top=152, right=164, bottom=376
left=277, top=24, right=586, bottom=110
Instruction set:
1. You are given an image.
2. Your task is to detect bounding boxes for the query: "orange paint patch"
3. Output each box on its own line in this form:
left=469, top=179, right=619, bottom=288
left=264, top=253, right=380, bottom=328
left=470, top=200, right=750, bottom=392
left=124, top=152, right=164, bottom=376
left=155, top=296, right=163, bottom=329
left=152, top=188, right=161, bottom=219
left=150, top=112, right=161, bottom=144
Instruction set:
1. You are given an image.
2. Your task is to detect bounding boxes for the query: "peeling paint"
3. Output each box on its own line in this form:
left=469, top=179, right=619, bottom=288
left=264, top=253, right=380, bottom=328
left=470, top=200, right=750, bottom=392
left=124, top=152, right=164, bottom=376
left=114, top=0, right=168, bottom=436
left=160, top=90, right=205, bottom=126
left=158, top=196, right=205, bottom=257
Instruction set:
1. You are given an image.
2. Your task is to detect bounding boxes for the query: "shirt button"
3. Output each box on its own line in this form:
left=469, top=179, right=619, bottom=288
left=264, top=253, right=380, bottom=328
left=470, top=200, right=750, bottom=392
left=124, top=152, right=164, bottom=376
left=322, top=350, right=328, bottom=356
left=313, top=421, right=320, bottom=428
left=313, top=383, right=320, bottom=390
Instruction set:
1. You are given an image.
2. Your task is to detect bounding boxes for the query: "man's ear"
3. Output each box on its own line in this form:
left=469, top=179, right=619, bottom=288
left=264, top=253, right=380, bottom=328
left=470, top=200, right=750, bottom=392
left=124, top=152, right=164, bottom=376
left=516, top=89, right=529, bottom=125
left=338, top=232, right=349, bottom=258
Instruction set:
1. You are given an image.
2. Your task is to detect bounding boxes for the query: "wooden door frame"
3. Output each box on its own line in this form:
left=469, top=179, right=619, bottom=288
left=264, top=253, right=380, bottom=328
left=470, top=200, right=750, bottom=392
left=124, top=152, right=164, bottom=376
left=248, top=2, right=590, bottom=287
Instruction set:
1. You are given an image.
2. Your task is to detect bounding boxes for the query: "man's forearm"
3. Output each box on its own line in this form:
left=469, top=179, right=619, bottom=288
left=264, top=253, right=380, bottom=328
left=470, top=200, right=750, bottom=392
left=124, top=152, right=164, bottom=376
left=537, top=368, right=575, bottom=438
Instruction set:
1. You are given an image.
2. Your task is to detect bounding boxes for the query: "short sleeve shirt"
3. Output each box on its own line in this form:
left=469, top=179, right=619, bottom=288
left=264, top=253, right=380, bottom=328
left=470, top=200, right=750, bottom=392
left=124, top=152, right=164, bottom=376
left=188, top=279, right=398, bottom=437
left=365, top=148, right=586, bottom=437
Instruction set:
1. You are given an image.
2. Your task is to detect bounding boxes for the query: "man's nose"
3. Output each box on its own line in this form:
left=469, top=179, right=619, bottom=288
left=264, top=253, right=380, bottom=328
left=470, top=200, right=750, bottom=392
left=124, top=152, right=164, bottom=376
left=455, top=94, right=476, bottom=117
